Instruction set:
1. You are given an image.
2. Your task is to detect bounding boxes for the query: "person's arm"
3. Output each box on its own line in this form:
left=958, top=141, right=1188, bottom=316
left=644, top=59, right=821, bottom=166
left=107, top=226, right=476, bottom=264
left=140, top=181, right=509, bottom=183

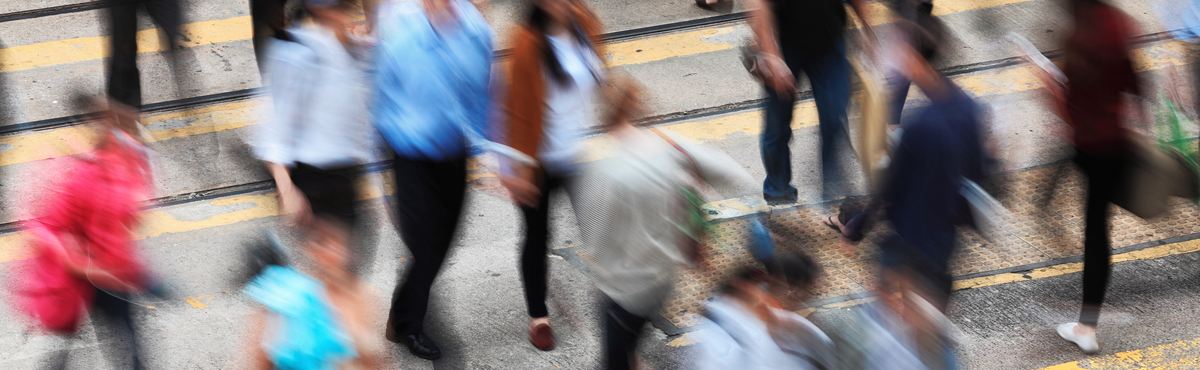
left=501, top=30, right=546, bottom=207
left=255, top=43, right=316, bottom=224
left=670, top=134, right=756, bottom=196
left=243, top=309, right=274, bottom=370
left=747, top=0, right=794, bottom=94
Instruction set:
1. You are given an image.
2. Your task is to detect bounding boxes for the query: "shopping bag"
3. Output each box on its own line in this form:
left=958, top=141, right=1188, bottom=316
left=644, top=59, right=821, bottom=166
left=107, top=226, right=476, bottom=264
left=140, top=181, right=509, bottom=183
left=960, top=179, right=1013, bottom=242
left=11, top=226, right=93, bottom=334
left=851, top=56, right=891, bottom=191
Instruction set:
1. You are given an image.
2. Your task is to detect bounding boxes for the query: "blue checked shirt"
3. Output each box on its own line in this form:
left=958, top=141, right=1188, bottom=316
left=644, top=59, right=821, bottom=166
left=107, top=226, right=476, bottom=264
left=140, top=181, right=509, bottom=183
left=372, top=0, right=494, bottom=160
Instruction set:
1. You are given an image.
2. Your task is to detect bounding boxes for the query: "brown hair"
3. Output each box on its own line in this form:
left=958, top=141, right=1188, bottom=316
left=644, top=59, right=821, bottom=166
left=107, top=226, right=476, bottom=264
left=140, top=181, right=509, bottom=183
left=600, top=74, right=646, bottom=130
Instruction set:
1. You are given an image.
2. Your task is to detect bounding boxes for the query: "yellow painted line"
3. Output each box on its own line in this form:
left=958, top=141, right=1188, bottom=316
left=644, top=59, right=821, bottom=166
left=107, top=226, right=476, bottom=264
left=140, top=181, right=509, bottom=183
left=955, top=238, right=1200, bottom=291
left=0, top=99, right=260, bottom=167
left=184, top=296, right=209, bottom=309
left=1041, top=337, right=1200, bottom=369
left=0, top=0, right=1033, bottom=73
left=0, top=16, right=253, bottom=73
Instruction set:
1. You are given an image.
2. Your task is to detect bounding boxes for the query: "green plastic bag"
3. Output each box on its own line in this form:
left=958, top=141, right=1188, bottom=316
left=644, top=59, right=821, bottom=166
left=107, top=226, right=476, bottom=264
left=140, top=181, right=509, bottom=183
left=1155, top=98, right=1200, bottom=201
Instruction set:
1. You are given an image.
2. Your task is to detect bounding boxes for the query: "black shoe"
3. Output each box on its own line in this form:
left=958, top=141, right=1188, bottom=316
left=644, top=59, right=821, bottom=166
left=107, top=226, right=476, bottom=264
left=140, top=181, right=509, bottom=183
left=399, top=333, right=442, bottom=361
left=764, top=193, right=798, bottom=206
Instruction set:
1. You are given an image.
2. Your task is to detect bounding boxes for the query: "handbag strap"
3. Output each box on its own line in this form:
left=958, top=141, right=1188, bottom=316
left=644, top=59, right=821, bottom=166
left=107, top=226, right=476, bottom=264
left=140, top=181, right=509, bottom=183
left=649, top=128, right=701, bottom=182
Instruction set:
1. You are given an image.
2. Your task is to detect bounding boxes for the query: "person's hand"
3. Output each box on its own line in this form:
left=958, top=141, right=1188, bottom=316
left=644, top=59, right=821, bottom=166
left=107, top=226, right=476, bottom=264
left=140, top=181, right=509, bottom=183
left=278, top=184, right=312, bottom=226
left=501, top=164, right=540, bottom=207
left=761, top=54, right=795, bottom=95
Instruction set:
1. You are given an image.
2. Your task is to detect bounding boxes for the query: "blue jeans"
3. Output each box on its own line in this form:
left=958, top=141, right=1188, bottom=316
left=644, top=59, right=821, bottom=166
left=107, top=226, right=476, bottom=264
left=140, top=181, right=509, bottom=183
left=761, top=40, right=853, bottom=202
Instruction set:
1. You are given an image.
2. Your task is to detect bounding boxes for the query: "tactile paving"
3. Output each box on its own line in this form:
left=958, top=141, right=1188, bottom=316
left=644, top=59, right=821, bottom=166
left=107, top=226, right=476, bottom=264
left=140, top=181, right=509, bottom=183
left=657, top=161, right=1200, bottom=329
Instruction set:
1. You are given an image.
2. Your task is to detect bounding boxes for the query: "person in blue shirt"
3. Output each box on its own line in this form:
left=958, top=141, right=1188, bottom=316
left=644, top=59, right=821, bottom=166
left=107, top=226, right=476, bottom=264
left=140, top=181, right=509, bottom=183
left=372, top=0, right=494, bottom=361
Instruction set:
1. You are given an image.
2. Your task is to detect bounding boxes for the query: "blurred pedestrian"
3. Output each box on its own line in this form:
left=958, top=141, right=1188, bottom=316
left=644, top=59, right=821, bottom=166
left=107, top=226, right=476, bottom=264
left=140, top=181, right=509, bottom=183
left=574, top=77, right=754, bottom=369
left=877, top=42, right=986, bottom=312
left=500, top=0, right=605, bottom=351
left=748, top=0, right=873, bottom=206
left=244, top=218, right=384, bottom=370
left=1156, top=0, right=1200, bottom=117
left=692, top=253, right=833, bottom=370
left=373, top=0, right=494, bottom=361
left=253, top=0, right=375, bottom=269
left=105, top=0, right=184, bottom=109
left=1037, top=0, right=1143, bottom=354
left=12, top=96, right=155, bottom=370
left=250, top=0, right=292, bottom=71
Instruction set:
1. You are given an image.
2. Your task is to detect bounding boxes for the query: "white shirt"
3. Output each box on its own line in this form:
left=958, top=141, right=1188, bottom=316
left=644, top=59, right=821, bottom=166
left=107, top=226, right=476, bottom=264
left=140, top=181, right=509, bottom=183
left=254, top=26, right=376, bottom=169
left=539, top=33, right=603, bottom=175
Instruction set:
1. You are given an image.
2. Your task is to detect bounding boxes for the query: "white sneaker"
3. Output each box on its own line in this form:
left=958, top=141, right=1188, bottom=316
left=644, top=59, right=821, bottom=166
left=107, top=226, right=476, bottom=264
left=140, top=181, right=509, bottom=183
left=1056, top=322, right=1100, bottom=354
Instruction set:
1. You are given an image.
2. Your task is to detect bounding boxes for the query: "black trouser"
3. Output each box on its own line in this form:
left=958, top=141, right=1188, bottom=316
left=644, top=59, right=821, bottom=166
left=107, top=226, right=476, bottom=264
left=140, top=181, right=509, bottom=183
left=106, top=0, right=182, bottom=108
left=603, top=297, right=648, bottom=370
left=386, top=156, right=467, bottom=335
left=250, top=0, right=289, bottom=71
left=291, top=163, right=370, bottom=272
left=520, top=170, right=569, bottom=319
left=1074, top=150, right=1128, bottom=326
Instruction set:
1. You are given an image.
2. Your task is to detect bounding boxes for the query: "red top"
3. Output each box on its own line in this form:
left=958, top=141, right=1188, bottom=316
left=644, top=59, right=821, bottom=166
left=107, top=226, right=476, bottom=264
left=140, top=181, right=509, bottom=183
left=1063, top=3, right=1140, bottom=155
left=30, top=131, right=153, bottom=289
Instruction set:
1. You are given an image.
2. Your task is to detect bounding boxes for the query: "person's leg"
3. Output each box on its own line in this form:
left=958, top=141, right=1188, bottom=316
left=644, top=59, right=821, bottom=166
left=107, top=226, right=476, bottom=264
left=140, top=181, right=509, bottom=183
left=806, top=40, right=854, bottom=203
left=1079, top=154, right=1119, bottom=327
left=91, top=288, right=143, bottom=370
left=760, top=50, right=801, bottom=203
left=144, top=0, right=187, bottom=98
left=520, top=172, right=561, bottom=320
left=386, top=157, right=466, bottom=337
left=291, top=164, right=367, bottom=272
left=602, top=297, right=648, bottom=370
left=888, top=76, right=912, bottom=125
left=106, top=2, right=142, bottom=107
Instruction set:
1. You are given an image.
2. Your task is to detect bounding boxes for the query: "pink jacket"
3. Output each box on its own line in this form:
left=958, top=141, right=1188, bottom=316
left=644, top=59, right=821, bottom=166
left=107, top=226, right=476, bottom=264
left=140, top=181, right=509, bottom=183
left=13, top=131, right=152, bottom=332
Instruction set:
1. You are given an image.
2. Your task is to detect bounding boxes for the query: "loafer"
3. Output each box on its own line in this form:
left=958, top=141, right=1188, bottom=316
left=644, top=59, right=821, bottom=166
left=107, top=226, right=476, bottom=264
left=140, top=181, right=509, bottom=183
left=529, top=322, right=556, bottom=351
left=400, top=332, right=443, bottom=361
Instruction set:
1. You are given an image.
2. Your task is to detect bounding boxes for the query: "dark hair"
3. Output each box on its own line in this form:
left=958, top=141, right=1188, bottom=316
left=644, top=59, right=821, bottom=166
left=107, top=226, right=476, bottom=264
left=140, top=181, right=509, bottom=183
left=526, top=0, right=594, bottom=86
left=764, top=252, right=821, bottom=290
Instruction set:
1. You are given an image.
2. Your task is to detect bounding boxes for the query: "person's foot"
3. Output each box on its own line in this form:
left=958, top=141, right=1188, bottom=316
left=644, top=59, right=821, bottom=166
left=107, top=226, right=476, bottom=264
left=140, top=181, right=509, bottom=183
left=529, top=318, right=556, bottom=351
left=1056, top=322, right=1099, bottom=354
left=396, top=332, right=443, bottom=360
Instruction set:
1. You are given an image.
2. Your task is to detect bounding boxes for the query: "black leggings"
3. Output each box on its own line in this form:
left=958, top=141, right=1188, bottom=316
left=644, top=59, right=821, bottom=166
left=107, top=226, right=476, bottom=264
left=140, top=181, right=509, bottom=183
left=603, top=297, right=648, bottom=370
left=1074, top=151, right=1128, bottom=326
left=520, top=171, right=569, bottom=319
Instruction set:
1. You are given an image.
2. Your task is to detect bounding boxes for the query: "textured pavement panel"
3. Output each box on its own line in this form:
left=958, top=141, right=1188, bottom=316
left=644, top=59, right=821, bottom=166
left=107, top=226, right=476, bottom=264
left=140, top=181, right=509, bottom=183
left=659, top=161, right=1200, bottom=329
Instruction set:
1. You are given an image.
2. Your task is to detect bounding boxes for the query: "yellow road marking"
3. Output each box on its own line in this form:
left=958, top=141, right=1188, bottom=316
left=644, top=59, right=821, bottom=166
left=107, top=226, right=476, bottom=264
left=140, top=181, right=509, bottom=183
left=184, top=296, right=209, bottom=309
left=0, top=16, right=253, bottom=73
left=0, top=99, right=261, bottom=166
left=0, top=0, right=1034, bottom=73
left=955, top=238, right=1200, bottom=291
left=1041, top=337, right=1200, bottom=369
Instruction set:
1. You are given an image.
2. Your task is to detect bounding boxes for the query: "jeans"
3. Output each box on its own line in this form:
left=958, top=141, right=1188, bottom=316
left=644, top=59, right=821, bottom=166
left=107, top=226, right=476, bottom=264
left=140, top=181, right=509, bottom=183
left=761, top=40, right=853, bottom=202
left=603, top=297, right=648, bottom=370
left=386, top=156, right=467, bottom=335
left=43, top=288, right=144, bottom=370
left=106, top=0, right=183, bottom=108
left=1074, top=151, right=1128, bottom=326
left=519, top=170, right=570, bottom=319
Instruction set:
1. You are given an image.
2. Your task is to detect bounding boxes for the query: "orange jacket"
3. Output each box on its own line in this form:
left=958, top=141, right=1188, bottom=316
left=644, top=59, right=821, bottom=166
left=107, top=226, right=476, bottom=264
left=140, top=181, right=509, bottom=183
left=503, top=4, right=605, bottom=160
